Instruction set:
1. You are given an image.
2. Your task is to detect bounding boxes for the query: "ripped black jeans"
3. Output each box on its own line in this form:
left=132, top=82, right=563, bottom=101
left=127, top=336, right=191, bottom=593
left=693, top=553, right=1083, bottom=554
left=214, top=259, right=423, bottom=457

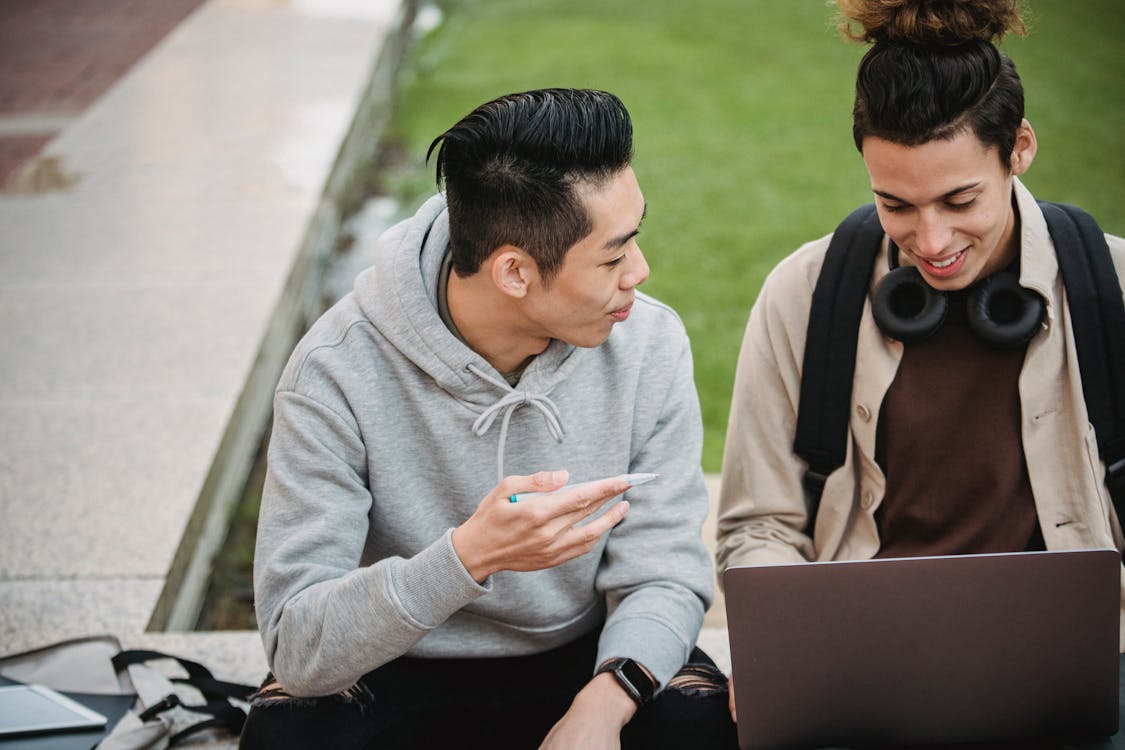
left=239, top=629, right=738, bottom=750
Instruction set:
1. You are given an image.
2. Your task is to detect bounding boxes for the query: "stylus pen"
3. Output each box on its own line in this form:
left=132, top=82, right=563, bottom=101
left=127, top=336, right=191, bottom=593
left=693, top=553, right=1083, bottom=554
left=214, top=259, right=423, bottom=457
left=509, top=473, right=660, bottom=503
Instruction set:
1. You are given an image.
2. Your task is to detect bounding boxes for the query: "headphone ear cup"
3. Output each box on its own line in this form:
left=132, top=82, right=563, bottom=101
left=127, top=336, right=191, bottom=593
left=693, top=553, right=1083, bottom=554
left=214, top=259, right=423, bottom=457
left=871, top=266, right=948, bottom=344
left=966, top=271, right=1046, bottom=348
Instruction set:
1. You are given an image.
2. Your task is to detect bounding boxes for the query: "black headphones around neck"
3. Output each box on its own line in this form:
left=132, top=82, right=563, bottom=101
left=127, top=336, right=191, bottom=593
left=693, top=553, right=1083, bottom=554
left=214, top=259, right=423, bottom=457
left=871, top=242, right=1046, bottom=347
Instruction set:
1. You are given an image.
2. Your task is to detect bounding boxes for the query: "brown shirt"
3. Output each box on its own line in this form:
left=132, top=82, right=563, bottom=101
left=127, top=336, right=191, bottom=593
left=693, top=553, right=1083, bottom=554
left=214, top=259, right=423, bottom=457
left=874, top=290, right=1045, bottom=558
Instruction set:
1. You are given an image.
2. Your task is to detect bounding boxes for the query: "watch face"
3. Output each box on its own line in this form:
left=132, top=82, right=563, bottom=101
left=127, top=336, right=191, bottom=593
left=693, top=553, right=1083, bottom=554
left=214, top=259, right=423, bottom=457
left=619, top=659, right=655, bottom=701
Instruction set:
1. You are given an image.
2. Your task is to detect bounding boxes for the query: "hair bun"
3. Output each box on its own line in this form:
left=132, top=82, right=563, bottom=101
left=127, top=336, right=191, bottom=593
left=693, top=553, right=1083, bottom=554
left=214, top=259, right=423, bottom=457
left=836, top=0, right=1025, bottom=45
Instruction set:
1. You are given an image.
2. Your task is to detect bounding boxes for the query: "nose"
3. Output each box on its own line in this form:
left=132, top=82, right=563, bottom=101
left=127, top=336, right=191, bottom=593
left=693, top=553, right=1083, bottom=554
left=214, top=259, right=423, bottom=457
left=621, top=245, right=650, bottom=289
left=914, top=208, right=953, bottom=258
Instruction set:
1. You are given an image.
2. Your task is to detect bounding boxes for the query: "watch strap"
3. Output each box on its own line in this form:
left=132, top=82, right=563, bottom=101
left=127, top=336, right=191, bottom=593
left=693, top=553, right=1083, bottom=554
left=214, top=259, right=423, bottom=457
left=596, top=657, right=656, bottom=706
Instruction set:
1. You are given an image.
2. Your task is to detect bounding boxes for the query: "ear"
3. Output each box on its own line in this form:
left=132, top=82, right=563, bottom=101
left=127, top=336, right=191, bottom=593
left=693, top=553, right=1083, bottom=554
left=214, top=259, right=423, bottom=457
left=489, top=246, right=535, bottom=299
left=1009, top=119, right=1037, bottom=176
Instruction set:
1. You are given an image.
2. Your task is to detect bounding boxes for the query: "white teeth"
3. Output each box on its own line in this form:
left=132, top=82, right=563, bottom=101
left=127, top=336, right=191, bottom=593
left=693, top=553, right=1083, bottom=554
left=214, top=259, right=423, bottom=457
left=929, top=252, right=961, bottom=269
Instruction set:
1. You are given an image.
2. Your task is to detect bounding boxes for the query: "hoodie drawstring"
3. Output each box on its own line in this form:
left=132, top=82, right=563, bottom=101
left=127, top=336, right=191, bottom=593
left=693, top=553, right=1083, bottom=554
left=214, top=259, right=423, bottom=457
left=466, top=364, right=565, bottom=483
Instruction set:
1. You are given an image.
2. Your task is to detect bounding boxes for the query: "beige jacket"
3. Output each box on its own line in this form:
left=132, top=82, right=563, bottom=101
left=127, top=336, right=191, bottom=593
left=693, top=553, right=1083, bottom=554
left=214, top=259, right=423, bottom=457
left=716, top=178, right=1125, bottom=643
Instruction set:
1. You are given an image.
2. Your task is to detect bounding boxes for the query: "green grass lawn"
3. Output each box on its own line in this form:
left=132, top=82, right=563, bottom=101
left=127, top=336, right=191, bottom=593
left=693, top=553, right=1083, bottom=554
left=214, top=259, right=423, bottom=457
left=383, top=0, right=1125, bottom=472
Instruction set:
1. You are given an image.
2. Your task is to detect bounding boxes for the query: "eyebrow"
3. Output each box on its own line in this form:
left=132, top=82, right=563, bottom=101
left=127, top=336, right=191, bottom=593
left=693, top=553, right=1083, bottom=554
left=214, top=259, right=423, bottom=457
left=603, top=203, right=648, bottom=252
left=873, top=182, right=982, bottom=204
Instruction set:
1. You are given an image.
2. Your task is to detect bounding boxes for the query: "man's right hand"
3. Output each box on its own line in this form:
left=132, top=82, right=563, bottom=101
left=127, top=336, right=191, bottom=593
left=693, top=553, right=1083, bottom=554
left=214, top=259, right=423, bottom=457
left=451, top=470, right=631, bottom=583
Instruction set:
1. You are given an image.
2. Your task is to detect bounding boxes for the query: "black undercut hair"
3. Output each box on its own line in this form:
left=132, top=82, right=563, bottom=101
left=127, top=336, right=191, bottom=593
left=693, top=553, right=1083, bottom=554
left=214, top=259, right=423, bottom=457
left=427, top=88, right=634, bottom=280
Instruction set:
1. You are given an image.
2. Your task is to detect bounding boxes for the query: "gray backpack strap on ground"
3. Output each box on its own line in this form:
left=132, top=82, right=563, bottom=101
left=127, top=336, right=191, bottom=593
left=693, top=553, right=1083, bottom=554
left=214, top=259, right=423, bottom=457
left=101, top=650, right=253, bottom=748
left=0, top=636, right=254, bottom=750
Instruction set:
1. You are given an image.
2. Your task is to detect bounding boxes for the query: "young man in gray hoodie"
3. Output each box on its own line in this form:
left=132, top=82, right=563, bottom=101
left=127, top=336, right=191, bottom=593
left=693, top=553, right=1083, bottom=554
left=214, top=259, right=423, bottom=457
left=240, top=88, right=736, bottom=750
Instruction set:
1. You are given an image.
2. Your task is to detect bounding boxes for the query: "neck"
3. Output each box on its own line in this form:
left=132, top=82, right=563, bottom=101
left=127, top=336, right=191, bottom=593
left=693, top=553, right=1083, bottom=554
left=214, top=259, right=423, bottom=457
left=987, top=188, right=1022, bottom=277
left=447, top=270, right=548, bottom=374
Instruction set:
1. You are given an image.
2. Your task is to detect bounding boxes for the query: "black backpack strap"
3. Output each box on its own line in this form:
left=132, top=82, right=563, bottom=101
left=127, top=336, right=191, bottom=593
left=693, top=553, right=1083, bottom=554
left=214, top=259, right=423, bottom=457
left=793, top=201, right=1125, bottom=534
left=1038, top=201, right=1125, bottom=520
left=113, top=649, right=255, bottom=701
left=794, top=203, right=885, bottom=529
left=113, top=648, right=256, bottom=743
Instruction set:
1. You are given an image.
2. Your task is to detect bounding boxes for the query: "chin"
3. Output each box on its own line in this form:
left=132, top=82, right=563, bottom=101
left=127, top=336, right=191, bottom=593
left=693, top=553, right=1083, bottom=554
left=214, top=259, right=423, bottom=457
left=561, top=327, right=614, bottom=349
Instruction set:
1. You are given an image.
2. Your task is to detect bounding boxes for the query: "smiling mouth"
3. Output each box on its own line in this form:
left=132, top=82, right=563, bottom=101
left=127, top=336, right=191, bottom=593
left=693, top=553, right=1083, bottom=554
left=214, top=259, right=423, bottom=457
left=918, top=248, right=967, bottom=276
left=929, top=253, right=961, bottom=269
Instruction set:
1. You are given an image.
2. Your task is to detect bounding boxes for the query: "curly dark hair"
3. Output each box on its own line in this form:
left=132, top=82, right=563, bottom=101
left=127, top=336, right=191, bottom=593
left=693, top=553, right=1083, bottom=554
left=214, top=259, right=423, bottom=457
left=836, top=0, right=1028, bottom=169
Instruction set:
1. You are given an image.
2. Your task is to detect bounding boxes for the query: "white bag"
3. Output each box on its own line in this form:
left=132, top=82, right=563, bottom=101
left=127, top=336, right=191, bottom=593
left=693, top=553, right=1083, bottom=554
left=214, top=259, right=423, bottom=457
left=0, top=636, right=253, bottom=749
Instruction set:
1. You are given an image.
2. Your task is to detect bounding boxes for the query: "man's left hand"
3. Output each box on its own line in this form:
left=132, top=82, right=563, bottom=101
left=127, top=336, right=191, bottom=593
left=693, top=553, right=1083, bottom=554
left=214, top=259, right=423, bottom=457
left=538, top=671, right=637, bottom=749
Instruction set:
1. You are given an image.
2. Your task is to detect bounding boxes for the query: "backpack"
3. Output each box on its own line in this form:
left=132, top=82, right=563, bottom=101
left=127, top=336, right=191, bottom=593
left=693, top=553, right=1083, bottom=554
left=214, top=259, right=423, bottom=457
left=0, top=635, right=254, bottom=749
left=793, top=201, right=1125, bottom=532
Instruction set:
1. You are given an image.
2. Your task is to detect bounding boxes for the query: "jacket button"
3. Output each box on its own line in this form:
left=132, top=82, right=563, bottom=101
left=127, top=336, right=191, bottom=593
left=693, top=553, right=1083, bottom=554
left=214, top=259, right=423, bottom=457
left=856, top=404, right=872, bottom=422
left=861, top=491, right=875, bottom=510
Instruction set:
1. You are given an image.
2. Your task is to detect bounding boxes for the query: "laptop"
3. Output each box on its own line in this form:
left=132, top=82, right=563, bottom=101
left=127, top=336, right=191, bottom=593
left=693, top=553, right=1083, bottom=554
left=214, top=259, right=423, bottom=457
left=723, top=549, right=1120, bottom=750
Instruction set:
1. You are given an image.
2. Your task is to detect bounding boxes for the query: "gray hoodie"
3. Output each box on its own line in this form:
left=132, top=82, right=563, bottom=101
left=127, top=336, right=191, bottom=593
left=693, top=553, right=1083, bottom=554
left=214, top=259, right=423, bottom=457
left=254, top=194, right=714, bottom=697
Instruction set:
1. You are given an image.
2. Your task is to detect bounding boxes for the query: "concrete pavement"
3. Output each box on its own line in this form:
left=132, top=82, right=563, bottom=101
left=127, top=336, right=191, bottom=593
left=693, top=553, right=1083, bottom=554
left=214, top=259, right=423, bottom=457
left=1, top=1, right=417, bottom=744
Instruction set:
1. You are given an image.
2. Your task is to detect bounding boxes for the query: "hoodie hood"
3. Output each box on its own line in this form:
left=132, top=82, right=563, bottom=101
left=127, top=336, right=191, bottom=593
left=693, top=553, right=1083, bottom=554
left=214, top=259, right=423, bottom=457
left=353, top=193, right=580, bottom=479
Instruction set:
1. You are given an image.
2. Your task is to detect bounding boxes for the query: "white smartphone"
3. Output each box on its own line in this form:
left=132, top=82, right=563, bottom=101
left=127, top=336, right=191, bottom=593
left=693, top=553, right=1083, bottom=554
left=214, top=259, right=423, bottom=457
left=0, top=683, right=107, bottom=737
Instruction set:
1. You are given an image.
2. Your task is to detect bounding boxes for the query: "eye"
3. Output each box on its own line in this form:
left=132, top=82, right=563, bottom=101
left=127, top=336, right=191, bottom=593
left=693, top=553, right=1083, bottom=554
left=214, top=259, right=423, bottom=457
left=880, top=202, right=907, bottom=214
left=947, top=198, right=976, bottom=211
left=605, top=254, right=626, bottom=267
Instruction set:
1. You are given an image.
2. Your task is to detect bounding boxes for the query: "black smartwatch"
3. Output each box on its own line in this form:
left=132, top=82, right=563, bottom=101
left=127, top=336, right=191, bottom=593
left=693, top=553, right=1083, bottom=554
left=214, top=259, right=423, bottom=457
left=596, top=657, right=657, bottom=707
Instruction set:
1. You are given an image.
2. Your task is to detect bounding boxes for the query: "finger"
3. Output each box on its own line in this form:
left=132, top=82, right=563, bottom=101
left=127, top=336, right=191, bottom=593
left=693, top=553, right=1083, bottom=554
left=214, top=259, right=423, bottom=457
left=559, top=500, right=629, bottom=556
left=728, top=676, right=737, bottom=722
left=500, top=469, right=569, bottom=503
left=553, top=477, right=629, bottom=520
